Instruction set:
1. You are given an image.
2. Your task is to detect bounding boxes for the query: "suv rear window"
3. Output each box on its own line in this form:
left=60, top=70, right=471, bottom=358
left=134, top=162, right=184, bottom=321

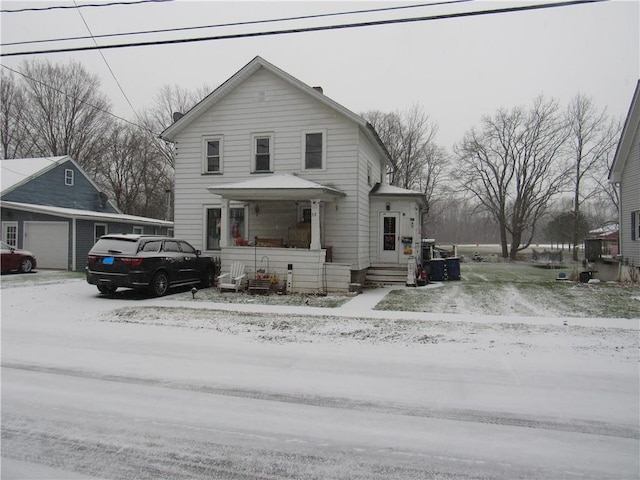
left=92, top=238, right=139, bottom=255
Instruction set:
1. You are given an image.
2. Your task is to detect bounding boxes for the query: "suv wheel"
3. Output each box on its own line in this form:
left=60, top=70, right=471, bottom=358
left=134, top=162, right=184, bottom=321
left=149, top=271, right=169, bottom=297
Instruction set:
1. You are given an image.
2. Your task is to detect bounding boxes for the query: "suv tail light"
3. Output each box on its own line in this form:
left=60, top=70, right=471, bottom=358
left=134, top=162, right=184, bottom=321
left=87, top=255, right=98, bottom=264
left=119, top=257, right=144, bottom=267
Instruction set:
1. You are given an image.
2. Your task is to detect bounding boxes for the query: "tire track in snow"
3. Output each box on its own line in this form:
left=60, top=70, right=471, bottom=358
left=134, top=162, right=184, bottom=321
left=4, top=363, right=637, bottom=440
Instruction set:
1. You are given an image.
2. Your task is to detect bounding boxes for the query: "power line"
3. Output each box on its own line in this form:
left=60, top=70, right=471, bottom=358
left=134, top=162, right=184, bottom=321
left=1, top=0, right=172, bottom=14
left=0, top=63, right=160, bottom=136
left=73, top=0, right=142, bottom=123
left=2, top=0, right=471, bottom=47
left=0, top=0, right=606, bottom=58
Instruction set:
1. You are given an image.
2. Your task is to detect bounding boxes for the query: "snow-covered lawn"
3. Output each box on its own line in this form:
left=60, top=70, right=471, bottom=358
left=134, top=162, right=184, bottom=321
left=1, top=265, right=639, bottom=479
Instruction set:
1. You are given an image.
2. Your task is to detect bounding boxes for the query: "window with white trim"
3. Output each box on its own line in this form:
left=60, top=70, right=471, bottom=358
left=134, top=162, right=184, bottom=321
left=3, top=222, right=18, bottom=247
left=303, top=130, right=326, bottom=170
left=252, top=133, right=273, bottom=173
left=133, top=226, right=144, bottom=235
left=203, top=136, right=223, bottom=174
left=65, top=169, right=74, bottom=186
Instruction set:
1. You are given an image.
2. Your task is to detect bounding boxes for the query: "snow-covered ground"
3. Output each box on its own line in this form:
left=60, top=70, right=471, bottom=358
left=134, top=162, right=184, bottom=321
left=1, top=272, right=638, bottom=479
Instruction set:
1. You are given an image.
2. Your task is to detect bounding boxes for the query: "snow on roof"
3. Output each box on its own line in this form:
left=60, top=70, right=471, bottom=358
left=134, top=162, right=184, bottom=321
left=1, top=156, right=70, bottom=193
left=207, top=173, right=345, bottom=201
left=371, top=184, right=424, bottom=196
left=1, top=201, right=173, bottom=226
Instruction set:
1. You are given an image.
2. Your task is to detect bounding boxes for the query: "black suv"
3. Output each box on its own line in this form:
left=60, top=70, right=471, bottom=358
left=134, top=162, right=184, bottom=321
left=86, top=234, right=216, bottom=296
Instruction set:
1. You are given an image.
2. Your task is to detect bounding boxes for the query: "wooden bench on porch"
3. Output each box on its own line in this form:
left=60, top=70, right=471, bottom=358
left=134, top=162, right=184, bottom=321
left=255, top=237, right=284, bottom=248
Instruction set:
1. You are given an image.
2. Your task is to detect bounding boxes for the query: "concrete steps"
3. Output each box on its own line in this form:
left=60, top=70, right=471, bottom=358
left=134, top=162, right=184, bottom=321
left=365, top=264, right=408, bottom=286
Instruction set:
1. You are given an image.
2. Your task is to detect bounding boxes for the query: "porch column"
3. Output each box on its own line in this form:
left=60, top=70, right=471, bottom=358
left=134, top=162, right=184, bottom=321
left=310, top=198, right=321, bottom=250
left=220, top=198, right=229, bottom=248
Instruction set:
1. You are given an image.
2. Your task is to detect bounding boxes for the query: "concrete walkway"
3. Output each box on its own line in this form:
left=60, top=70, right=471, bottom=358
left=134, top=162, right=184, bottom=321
left=160, top=283, right=638, bottom=330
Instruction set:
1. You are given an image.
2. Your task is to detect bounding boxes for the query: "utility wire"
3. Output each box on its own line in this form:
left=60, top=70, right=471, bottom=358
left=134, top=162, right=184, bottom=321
left=0, top=63, right=160, bottom=136
left=0, top=0, right=606, bottom=58
left=1, top=0, right=172, bottom=14
left=3, top=0, right=471, bottom=47
left=73, top=0, right=142, bottom=123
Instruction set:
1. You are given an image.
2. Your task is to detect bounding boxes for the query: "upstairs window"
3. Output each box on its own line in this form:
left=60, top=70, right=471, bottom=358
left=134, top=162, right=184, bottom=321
left=65, top=169, right=74, bottom=186
left=203, top=136, right=223, bottom=174
left=303, top=131, right=325, bottom=170
left=252, top=133, right=273, bottom=173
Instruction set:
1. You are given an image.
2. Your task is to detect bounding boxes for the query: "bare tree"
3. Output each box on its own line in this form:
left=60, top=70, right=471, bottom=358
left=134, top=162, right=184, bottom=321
left=416, top=142, right=448, bottom=226
left=145, top=83, right=212, bottom=168
left=97, top=123, right=173, bottom=219
left=564, top=94, right=621, bottom=260
left=0, top=70, right=34, bottom=159
left=454, top=96, right=570, bottom=259
left=19, top=59, right=112, bottom=175
left=363, top=104, right=440, bottom=189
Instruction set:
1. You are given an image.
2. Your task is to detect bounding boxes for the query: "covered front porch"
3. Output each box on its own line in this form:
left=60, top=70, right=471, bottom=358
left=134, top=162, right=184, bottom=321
left=208, top=174, right=351, bottom=294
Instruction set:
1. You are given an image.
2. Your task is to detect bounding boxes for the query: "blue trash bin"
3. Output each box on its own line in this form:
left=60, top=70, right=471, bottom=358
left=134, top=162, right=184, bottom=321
left=429, top=258, right=446, bottom=281
left=445, top=257, right=461, bottom=280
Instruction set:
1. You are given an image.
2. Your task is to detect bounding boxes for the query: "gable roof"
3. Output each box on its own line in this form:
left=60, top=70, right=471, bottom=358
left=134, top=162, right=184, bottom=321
left=160, top=56, right=394, bottom=168
left=609, top=80, right=640, bottom=183
left=0, top=155, right=121, bottom=213
left=1, top=155, right=70, bottom=194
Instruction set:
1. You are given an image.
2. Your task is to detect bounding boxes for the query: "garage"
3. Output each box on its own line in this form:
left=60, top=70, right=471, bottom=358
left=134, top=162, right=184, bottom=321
left=24, top=221, right=69, bottom=269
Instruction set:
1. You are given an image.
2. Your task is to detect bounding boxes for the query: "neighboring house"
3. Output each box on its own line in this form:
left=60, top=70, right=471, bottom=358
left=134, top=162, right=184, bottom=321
left=1, top=155, right=173, bottom=271
left=609, top=80, right=640, bottom=282
left=161, top=56, right=426, bottom=293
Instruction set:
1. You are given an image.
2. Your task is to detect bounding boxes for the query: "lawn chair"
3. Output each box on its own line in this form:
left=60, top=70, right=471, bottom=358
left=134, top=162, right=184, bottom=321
left=217, top=261, right=246, bottom=292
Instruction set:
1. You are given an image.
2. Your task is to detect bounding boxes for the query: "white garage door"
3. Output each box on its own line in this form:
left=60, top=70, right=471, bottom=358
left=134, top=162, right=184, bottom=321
left=24, top=221, right=69, bottom=269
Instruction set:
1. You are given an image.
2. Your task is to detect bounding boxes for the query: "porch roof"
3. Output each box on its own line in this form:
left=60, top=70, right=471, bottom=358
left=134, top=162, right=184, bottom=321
left=370, top=183, right=428, bottom=208
left=207, top=173, right=346, bottom=201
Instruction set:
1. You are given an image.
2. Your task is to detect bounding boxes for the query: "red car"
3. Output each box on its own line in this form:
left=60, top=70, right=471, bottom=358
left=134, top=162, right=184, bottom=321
left=1, top=241, right=37, bottom=273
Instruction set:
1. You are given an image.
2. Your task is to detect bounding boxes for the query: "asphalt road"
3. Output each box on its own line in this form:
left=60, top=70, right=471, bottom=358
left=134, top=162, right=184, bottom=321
left=1, top=276, right=638, bottom=479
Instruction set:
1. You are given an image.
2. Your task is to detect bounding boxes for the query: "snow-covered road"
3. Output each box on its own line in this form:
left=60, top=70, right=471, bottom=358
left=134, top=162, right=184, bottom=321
left=1, top=278, right=638, bottom=479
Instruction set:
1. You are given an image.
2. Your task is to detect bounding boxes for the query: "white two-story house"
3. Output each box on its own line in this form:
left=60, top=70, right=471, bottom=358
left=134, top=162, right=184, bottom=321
left=161, top=56, right=426, bottom=293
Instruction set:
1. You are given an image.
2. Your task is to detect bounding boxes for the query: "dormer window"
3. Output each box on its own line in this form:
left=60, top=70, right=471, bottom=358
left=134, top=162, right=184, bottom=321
left=65, top=169, right=74, bottom=186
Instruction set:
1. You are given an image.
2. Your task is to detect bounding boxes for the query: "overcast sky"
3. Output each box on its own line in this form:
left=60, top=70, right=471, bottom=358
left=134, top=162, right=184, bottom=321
left=1, top=0, right=638, bottom=150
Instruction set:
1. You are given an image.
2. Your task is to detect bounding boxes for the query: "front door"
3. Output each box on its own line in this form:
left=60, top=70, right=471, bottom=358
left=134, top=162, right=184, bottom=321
left=379, top=213, right=399, bottom=263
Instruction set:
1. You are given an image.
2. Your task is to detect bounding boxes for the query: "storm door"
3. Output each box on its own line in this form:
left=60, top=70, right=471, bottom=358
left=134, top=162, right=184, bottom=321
left=379, top=213, right=399, bottom=263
